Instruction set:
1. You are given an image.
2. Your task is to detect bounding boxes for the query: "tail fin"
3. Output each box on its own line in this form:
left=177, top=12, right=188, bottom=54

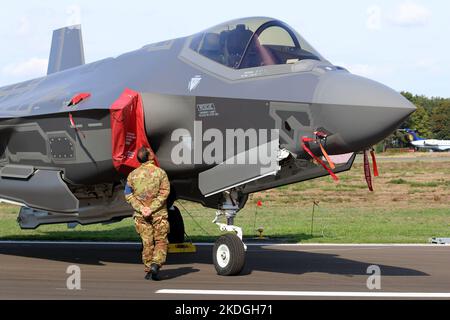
left=47, top=25, right=85, bottom=75
left=405, top=129, right=424, bottom=141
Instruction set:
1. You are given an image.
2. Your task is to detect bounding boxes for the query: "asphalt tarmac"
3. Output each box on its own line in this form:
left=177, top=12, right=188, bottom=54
left=0, top=242, right=449, bottom=300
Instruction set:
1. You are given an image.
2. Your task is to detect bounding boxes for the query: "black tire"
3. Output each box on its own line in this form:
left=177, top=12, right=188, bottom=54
left=213, top=233, right=245, bottom=276
left=168, top=206, right=185, bottom=244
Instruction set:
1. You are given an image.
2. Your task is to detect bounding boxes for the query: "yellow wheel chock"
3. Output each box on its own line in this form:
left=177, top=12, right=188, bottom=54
left=168, top=243, right=197, bottom=253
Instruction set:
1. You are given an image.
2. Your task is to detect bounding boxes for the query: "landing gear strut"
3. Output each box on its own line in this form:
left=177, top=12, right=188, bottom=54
left=212, top=190, right=246, bottom=276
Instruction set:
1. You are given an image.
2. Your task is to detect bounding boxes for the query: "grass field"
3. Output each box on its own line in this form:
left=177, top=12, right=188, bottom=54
left=0, top=153, right=449, bottom=243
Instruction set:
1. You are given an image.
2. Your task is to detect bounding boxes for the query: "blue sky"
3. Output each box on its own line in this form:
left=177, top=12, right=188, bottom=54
left=0, top=0, right=448, bottom=97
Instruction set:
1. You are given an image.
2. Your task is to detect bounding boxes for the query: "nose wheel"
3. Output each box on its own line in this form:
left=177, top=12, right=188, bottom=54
left=213, top=233, right=246, bottom=276
left=211, top=190, right=247, bottom=276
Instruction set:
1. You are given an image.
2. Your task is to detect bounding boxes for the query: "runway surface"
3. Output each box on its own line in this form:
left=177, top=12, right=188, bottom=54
left=0, top=242, right=449, bottom=300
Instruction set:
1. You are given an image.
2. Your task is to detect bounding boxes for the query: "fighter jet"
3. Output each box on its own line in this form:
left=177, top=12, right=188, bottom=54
left=0, top=17, right=415, bottom=275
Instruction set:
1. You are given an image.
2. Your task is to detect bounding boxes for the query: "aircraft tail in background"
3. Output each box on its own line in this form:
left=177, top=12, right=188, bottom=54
left=405, top=129, right=424, bottom=142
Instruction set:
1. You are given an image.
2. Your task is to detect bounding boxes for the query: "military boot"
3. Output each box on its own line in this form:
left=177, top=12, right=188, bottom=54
left=150, top=263, right=161, bottom=281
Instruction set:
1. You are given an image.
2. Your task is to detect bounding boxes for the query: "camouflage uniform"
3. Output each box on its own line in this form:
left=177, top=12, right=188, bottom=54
left=124, top=160, right=170, bottom=273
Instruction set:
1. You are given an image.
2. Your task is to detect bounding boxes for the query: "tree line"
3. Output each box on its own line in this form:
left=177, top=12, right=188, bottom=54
left=401, top=92, right=450, bottom=139
left=376, top=92, right=450, bottom=151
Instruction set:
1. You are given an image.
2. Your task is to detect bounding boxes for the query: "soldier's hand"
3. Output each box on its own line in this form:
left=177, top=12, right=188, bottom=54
left=142, top=207, right=152, bottom=217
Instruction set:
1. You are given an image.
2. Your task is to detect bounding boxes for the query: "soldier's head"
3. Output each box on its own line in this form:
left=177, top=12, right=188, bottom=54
left=137, top=146, right=154, bottom=164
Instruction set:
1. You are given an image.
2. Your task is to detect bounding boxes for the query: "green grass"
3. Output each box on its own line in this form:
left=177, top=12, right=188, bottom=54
left=409, top=181, right=440, bottom=188
left=389, top=179, right=408, bottom=185
left=1, top=155, right=449, bottom=244
left=320, top=184, right=369, bottom=192
left=388, top=179, right=444, bottom=188
left=0, top=203, right=448, bottom=244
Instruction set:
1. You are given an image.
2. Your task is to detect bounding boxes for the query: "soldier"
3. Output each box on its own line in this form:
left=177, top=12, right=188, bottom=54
left=124, top=147, right=170, bottom=281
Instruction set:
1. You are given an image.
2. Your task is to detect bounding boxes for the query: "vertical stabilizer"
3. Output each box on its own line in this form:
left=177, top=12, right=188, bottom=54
left=406, top=129, right=424, bottom=141
left=47, top=25, right=85, bottom=75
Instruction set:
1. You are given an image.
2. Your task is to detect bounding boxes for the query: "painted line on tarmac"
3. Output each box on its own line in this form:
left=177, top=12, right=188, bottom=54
left=0, top=240, right=447, bottom=247
left=194, top=243, right=449, bottom=247
left=156, top=289, right=450, bottom=298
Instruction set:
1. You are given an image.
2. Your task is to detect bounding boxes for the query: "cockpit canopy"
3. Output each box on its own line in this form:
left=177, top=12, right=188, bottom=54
left=189, top=17, right=325, bottom=69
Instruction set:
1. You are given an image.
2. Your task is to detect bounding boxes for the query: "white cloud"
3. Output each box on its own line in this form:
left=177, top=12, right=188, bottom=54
left=345, top=64, right=379, bottom=77
left=389, top=2, right=431, bottom=27
left=17, top=16, right=30, bottom=36
left=366, top=5, right=382, bottom=31
left=365, top=3, right=431, bottom=31
left=2, top=58, right=48, bottom=78
left=66, top=4, right=82, bottom=26
left=415, top=58, right=436, bottom=69
left=337, top=63, right=395, bottom=79
left=414, top=58, right=446, bottom=75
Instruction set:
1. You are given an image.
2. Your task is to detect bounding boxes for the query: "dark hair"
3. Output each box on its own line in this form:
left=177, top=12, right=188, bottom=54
left=137, top=147, right=153, bottom=164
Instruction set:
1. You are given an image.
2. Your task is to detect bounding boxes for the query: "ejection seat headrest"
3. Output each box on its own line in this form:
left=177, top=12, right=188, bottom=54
left=201, top=33, right=221, bottom=52
left=225, top=24, right=253, bottom=55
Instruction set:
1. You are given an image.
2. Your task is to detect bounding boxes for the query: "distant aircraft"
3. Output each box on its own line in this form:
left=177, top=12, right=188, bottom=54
left=0, top=17, right=415, bottom=275
left=404, top=129, right=450, bottom=152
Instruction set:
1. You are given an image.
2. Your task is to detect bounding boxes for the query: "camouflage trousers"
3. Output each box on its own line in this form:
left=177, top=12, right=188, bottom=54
left=134, top=213, right=170, bottom=272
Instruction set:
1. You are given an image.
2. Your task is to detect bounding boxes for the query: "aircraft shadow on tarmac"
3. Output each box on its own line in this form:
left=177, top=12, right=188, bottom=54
left=0, top=242, right=428, bottom=278
left=158, top=267, right=201, bottom=280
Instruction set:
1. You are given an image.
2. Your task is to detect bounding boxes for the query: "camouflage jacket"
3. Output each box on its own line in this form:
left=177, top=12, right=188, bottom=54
left=124, top=161, right=170, bottom=218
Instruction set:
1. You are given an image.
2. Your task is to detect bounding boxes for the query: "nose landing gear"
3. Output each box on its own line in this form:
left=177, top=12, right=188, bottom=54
left=212, top=190, right=247, bottom=276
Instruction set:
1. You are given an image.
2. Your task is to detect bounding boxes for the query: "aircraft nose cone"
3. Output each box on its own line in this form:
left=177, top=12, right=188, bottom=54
left=312, top=72, right=416, bottom=153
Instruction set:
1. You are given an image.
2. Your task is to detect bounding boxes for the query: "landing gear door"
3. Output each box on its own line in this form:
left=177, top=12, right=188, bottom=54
left=110, top=88, right=158, bottom=175
left=198, top=138, right=280, bottom=197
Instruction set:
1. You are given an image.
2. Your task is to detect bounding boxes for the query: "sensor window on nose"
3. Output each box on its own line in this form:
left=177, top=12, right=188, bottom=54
left=284, top=121, right=292, bottom=132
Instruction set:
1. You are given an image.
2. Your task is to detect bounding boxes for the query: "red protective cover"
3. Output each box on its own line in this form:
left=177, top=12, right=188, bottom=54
left=69, top=93, right=91, bottom=106
left=110, top=88, right=158, bottom=175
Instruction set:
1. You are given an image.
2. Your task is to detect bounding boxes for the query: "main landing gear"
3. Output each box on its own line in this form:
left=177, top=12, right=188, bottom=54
left=212, top=190, right=247, bottom=276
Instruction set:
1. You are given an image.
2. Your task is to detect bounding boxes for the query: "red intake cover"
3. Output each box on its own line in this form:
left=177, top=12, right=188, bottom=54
left=110, top=88, right=158, bottom=175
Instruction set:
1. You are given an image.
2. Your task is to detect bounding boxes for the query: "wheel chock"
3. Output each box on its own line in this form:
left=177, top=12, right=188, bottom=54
left=168, top=243, right=197, bottom=253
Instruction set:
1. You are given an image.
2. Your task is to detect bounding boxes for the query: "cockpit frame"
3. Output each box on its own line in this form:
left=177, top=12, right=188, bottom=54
left=178, top=17, right=331, bottom=82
